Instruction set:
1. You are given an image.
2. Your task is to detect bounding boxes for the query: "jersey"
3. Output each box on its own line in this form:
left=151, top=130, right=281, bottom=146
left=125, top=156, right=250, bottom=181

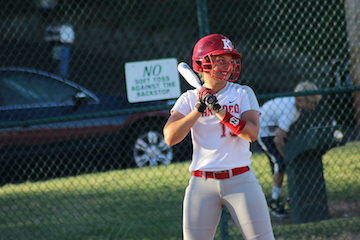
left=171, top=82, right=260, bottom=172
left=258, top=96, right=300, bottom=138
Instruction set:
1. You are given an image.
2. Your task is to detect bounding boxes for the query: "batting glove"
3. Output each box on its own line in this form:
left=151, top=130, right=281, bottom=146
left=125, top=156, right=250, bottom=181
left=207, top=98, right=222, bottom=113
left=197, top=87, right=222, bottom=113
left=194, top=99, right=206, bottom=113
left=198, top=87, right=216, bottom=104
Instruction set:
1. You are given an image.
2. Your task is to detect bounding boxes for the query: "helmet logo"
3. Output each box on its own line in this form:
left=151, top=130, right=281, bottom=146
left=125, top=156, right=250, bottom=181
left=222, top=39, right=233, bottom=50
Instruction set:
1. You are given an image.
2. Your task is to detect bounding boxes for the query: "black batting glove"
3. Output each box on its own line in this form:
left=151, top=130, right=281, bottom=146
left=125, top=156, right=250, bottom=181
left=194, top=99, right=206, bottom=113
left=206, top=96, right=222, bottom=113
left=196, top=87, right=222, bottom=113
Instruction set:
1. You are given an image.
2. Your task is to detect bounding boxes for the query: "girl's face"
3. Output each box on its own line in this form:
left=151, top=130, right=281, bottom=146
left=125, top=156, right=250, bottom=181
left=210, top=54, right=236, bottom=81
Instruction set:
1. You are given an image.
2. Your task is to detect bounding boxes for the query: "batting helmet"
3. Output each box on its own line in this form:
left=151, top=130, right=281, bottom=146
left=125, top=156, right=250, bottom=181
left=192, top=34, right=242, bottom=82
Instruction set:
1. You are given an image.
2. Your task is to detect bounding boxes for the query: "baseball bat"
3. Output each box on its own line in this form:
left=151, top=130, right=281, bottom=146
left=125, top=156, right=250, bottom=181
left=177, top=62, right=216, bottom=104
left=177, top=62, right=202, bottom=90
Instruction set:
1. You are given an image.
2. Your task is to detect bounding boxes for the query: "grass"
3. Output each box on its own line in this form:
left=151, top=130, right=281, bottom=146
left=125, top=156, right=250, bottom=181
left=0, top=164, right=189, bottom=240
left=0, top=141, right=359, bottom=240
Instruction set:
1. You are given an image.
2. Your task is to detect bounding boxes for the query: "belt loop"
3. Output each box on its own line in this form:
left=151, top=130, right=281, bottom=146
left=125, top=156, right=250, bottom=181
left=203, top=171, right=207, bottom=180
left=229, top=169, right=233, bottom=178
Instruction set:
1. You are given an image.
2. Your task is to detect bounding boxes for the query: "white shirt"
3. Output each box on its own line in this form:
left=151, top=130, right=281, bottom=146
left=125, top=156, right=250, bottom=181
left=171, top=82, right=260, bottom=172
left=258, top=96, right=300, bottom=138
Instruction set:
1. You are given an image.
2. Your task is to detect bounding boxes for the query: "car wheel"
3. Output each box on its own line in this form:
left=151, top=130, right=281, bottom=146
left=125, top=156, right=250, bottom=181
left=133, top=129, right=173, bottom=168
left=124, top=118, right=173, bottom=168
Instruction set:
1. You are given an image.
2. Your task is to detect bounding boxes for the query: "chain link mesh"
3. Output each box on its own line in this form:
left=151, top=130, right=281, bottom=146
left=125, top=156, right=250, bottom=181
left=0, top=0, right=359, bottom=239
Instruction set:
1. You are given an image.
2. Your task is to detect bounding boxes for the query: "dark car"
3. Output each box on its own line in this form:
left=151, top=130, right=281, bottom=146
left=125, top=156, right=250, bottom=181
left=0, top=67, right=191, bottom=185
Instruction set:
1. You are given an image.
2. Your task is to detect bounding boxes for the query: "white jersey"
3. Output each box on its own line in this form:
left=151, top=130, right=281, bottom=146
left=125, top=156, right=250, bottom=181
left=171, top=82, right=260, bottom=172
left=258, top=96, right=300, bottom=138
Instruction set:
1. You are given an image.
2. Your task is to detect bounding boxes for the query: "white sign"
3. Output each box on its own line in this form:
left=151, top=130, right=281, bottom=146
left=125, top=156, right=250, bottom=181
left=125, top=58, right=181, bottom=103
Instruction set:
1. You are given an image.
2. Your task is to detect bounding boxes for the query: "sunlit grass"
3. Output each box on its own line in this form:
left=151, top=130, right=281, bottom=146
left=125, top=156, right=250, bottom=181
left=0, top=141, right=359, bottom=239
left=323, top=141, right=360, bottom=200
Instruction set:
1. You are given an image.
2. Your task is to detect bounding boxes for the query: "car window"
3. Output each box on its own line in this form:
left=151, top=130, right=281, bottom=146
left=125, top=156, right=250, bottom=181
left=0, top=71, right=95, bottom=108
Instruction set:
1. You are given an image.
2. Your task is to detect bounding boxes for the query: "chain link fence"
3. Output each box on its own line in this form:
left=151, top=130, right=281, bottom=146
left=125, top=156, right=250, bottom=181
left=0, top=0, right=359, bottom=239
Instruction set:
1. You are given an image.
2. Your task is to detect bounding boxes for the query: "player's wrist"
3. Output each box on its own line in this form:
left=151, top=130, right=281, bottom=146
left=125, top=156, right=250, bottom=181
left=221, top=111, right=246, bottom=135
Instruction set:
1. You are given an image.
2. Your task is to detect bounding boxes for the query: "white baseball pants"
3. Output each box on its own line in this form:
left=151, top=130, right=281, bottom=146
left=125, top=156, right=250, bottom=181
left=183, top=167, right=275, bottom=240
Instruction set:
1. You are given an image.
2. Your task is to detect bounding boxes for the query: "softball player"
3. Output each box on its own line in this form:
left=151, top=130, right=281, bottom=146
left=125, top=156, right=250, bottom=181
left=163, top=34, right=275, bottom=240
left=257, top=81, right=321, bottom=217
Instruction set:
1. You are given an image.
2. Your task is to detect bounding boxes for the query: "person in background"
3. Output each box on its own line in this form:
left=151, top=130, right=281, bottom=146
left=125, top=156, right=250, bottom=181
left=257, top=81, right=321, bottom=217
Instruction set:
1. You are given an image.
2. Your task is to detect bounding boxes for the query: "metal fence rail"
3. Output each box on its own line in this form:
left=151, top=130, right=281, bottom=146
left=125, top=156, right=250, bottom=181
left=0, top=0, right=359, bottom=239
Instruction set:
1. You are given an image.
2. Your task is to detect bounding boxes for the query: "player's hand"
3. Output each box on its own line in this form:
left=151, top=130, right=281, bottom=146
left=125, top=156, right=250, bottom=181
left=207, top=97, right=222, bottom=113
left=194, top=98, right=206, bottom=113
left=197, top=87, right=221, bottom=113
left=197, top=87, right=217, bottom=104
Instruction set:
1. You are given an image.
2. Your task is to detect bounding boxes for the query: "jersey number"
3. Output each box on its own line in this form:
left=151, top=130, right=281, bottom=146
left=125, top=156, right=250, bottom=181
left=221, top=123, right=237, bottom=137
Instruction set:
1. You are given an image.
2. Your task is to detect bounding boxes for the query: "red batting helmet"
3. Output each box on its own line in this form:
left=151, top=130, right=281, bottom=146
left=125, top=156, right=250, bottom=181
left=192, top=34, right=242, bottom=82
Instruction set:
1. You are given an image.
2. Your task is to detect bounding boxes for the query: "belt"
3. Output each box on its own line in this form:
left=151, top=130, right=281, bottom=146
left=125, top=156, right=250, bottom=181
left=192, top=166, right=250, bottom=180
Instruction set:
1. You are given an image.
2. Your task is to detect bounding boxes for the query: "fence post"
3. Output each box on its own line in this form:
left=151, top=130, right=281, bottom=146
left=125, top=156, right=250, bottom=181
left=196, top=0, right=210, bottom=38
